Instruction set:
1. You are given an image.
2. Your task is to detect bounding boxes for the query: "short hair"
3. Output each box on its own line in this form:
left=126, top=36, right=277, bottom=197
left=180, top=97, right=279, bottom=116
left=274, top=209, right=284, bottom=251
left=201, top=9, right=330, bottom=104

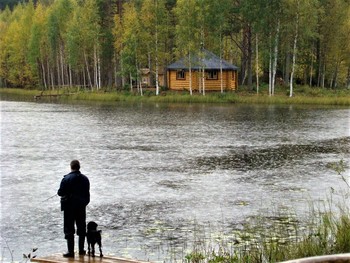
left=70, top=160, right=80, bottom=171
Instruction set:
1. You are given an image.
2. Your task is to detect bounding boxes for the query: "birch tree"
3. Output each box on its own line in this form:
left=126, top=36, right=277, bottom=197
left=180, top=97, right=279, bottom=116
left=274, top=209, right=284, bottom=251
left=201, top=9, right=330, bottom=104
left=28, top=2, right=49, bottom=89
left=288, top=0, right=299, bottom=97
left=319, top=0, right=350, bottom=88
left=174, top=0, right=200, bottom=95
left=120, top=1, right=143, bottom=93
left=47, top=0, right=73, bottom=88
left=1, top=2, right=35, bottom=87
left=0, top=7, right=12, bottom=87
left=140, top=0, right=169, bottom=95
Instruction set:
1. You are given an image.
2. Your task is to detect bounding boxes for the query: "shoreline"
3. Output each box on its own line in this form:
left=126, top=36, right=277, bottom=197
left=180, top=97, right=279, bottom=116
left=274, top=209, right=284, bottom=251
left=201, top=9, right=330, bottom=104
left=1, top=87, right=350, bottom=106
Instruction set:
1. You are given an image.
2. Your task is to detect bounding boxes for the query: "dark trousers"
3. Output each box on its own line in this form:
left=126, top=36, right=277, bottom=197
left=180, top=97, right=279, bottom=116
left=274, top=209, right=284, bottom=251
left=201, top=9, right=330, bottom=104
left=63, top=206, right=86, bottom=239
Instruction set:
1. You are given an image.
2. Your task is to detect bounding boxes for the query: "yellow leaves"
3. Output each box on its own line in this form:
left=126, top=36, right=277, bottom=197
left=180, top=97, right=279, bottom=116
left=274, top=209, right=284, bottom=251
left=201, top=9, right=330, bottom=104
left=0, top=2, right=36, bottom=86
left=113, top=14, right=123, bottom=53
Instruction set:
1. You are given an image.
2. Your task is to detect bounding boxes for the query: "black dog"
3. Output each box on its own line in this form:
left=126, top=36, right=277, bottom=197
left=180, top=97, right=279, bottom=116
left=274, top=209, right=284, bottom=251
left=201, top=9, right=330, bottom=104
left=86, top=221, right=103, bottom=257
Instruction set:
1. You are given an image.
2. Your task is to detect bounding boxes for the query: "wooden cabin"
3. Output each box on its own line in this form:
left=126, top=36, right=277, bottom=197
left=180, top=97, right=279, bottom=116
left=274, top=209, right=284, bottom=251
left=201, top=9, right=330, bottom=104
left=167, top=49, right=238, bottom=91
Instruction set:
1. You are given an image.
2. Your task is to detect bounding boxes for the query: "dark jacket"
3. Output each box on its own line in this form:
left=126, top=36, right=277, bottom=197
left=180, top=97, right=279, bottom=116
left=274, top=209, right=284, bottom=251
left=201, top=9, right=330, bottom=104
left=57, top=171, right=90, bottom=211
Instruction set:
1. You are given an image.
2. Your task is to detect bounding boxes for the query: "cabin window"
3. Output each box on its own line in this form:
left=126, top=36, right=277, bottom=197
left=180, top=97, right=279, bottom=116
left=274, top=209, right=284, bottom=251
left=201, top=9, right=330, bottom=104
left=176, top=70, right=186, bottom=80
left=207, top=70, right=218, bottom=80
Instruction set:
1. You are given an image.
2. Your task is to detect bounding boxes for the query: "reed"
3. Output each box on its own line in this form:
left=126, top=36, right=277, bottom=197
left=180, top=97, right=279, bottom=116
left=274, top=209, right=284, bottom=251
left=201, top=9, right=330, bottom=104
left=184, top=162, right=350, bottom=263
left=182, top=206, right=350, bottom=263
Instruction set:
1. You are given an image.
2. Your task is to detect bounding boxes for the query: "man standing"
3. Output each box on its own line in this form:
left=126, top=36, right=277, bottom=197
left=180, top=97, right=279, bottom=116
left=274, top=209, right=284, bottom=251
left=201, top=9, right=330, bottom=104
left=58, top=160, right=90, bottom=257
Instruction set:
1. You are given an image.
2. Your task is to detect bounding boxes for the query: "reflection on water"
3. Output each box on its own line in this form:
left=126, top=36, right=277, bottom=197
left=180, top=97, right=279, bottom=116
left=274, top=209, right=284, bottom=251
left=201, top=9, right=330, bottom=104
left=0, top=100, right=349, bottom=262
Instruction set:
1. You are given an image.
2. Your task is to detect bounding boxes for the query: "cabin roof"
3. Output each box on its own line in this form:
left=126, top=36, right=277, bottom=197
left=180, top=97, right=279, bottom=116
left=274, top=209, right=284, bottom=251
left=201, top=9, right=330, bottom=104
left=167, top=49, right=238, bottom=70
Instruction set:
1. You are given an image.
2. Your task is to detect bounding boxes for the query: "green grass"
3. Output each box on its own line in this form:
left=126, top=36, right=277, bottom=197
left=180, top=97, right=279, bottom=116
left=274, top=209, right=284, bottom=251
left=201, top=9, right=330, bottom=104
left=182, top=206, right=350, bottom=263
left=183, top=161, right=350, bottom=263
left=1, top=86, right=350, bottom=105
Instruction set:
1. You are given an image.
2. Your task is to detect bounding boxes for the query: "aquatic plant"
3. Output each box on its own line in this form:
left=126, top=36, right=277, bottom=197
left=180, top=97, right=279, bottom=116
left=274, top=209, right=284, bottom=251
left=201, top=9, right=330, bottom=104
left=183, top=160, right=350, bottom=263
left=23, top=248, right=38, bottom=263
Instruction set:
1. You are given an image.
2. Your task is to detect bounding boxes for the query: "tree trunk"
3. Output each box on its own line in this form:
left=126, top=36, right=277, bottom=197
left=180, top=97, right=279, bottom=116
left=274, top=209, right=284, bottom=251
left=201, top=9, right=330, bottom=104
left=84, top=51, right=93, bottom=89
left=41, top=58, right=47, bottom=90
left=97, top=47, right=101, bottom=90
left=290, top=1, right=299, bottom=97
left=247, top=24, right=253, bottom=90
left=255, top=33, right=259, bottom=94
left=189, top=53, right=192, bottom=95
left=155, top=0, right=160, bottom=96
left=56, top=57, right=60, bottom=88
left=321, top=62, right=325, bottom=88
left=60, top=44, right=65, bottom=87
left=272, top=19, right=280, bottom=96
left=202, top=66, right=205, bottom=96
left=309, top=45, right=314, bottom=87
left=129, top=73, right=132, bottom=92
left=69, top=64, right=72, bottom=88
left=155, top=40, right=159, bottom=95
left=347, top=66, right=350, bottom=89
left=94, top=45, right=98, bottom=89
left=269, top=36, right=272, bottom=96
left=83, top=67, right=86, bottom=89
left=284, top=50, right=290, bottom=86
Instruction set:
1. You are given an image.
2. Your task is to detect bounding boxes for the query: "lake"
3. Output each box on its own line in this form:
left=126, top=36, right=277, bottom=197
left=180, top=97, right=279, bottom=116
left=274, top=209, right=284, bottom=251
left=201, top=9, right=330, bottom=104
left=0, top=99, right=349, bottom=262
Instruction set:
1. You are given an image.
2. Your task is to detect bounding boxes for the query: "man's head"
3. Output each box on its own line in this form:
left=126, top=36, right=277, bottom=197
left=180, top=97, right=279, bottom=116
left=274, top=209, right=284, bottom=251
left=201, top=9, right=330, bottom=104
left=70, top=160, right=80, bottom=171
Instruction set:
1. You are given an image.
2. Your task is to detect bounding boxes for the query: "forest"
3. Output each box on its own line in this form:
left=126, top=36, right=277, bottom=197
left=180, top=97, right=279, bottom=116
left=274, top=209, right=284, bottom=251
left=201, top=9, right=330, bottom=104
left=0, top=0, right=349, bottom=95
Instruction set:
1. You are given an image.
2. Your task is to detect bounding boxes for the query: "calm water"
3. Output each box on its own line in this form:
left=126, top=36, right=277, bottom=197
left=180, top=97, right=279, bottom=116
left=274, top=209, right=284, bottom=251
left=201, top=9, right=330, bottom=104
left=0, top=99, right=349, bottom=262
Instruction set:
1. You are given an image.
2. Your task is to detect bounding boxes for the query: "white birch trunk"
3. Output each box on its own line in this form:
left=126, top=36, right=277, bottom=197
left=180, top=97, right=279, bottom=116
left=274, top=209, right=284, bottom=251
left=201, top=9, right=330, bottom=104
left=47, top=59, right=53, bottom=89
left=60, top=44, right=65, bottom=87
left=220, top=60, right=223, bottom=93
left=83, top=67, right=86, bottom=90
left=155, top=41, right=159, bottom=95
left=269, top=41, right=272, bottom=96
left=309, top=47, right=314, bottom=87
left=155, top=0, right=160, bottom=96
left=189, top=53, right=192, bottom=95
left=290, top=2, right=299, bottom=98
left=272, top=19, right=280, bottom=96
left=94, top=45, right=98, bottom=90
left=69, top=64, right=72, bottom=88
left=256, top=33, right=259, bottom=94
left=41, top=59, right=47, bottom=90
left=155, top=58, right=159, bottom=95
left=56, top=57, right=60, bottom=88
left=139, top=74, right=143, bottom=96
left=130, top=73, right=133, bottom=92
left=84, top=51, right=93, bottom=89
left=219, top=32, right=223, bottom=93
left=120, top=56, right=125, bottom=88
left=202, top=67, right=205, bottom=96
left=98, top=48, right=101, bottom=90
left=114, top=53, right=118, bottom=88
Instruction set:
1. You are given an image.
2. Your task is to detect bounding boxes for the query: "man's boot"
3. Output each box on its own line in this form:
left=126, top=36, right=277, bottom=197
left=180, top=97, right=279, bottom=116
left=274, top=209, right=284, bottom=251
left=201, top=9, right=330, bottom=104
left=63, top=236, right=74, bottom=257
left=78, top=235, right=86, bottom=255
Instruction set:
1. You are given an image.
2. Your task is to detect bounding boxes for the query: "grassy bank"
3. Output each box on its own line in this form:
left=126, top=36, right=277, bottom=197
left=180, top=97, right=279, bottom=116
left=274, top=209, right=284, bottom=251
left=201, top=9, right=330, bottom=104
left=184, top=161, right=350, bottom=263
left=1, top=86, right=350, bottom=105
left=183, top=204, right=350, bottom=263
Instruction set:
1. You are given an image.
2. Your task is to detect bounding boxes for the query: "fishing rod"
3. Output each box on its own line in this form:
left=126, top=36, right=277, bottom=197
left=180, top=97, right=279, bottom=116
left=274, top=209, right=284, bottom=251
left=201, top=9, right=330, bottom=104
left=42, top=193, right=58, bottom=202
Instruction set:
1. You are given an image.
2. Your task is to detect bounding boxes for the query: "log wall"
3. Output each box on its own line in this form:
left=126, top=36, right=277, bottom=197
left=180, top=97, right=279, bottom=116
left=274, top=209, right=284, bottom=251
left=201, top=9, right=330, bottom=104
left=168, top=70, right=237, bottom=91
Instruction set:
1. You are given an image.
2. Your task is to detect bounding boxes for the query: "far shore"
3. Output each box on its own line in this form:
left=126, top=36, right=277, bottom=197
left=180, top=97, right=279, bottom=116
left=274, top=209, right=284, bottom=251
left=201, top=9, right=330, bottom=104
left=1, top=86, right=350, bottom=106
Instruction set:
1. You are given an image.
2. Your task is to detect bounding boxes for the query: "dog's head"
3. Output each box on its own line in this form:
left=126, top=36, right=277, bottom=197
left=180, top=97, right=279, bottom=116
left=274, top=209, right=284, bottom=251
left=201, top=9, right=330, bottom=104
left=87, top=221, right=98, bottom=231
